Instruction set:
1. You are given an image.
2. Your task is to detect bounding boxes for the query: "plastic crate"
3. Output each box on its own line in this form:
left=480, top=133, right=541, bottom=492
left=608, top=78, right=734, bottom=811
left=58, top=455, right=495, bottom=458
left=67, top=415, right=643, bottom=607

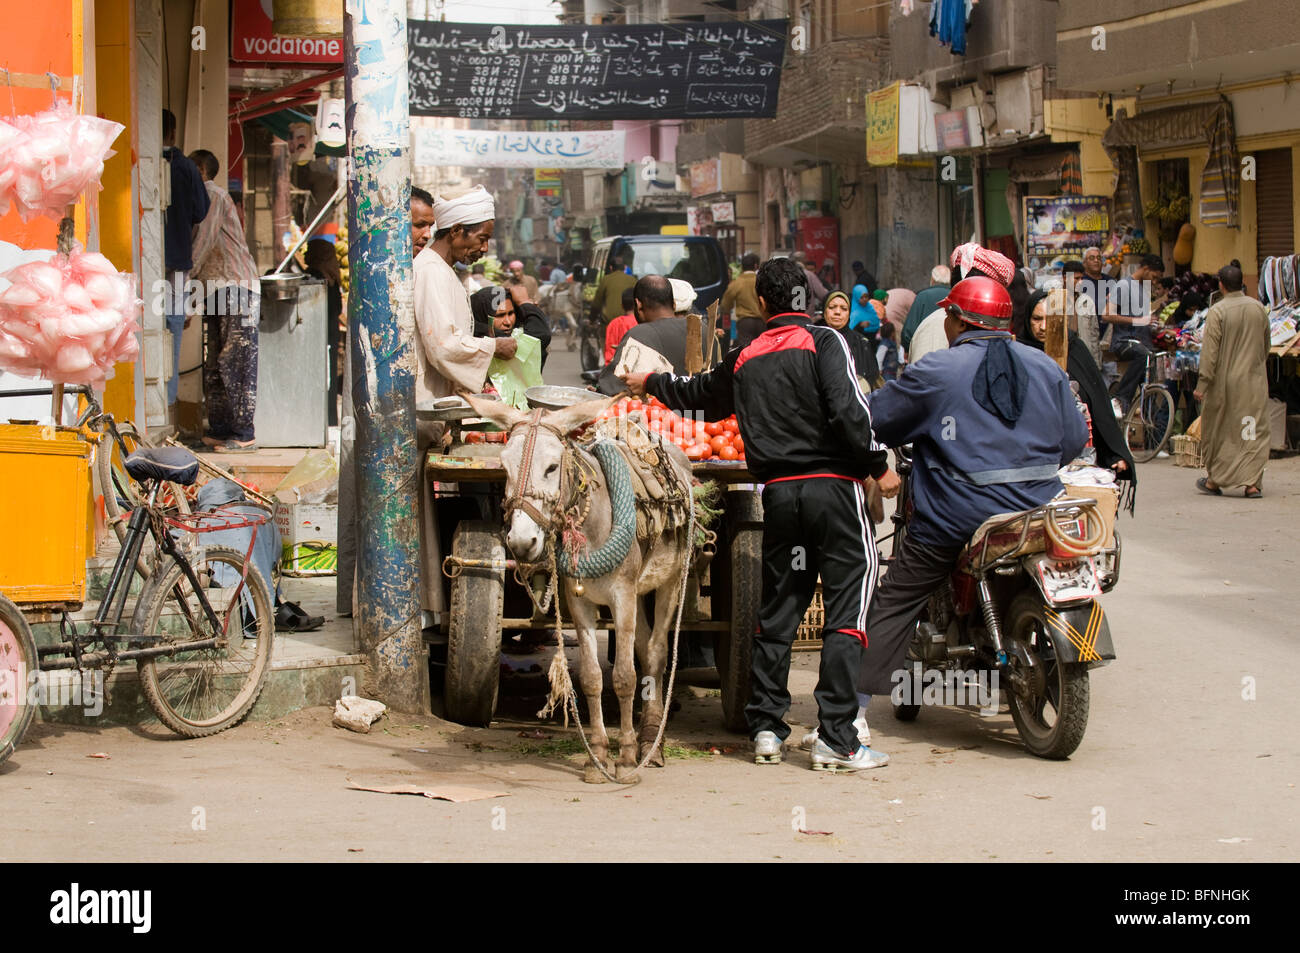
left=1171, top=434, right=1203, bottom=468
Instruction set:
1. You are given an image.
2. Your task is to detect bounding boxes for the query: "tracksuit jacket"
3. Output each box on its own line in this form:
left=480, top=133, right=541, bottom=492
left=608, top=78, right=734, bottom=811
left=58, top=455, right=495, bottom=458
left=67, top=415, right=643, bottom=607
left=645, top=312, right=890, bottom=483
left=867, top=330, right=1090, bottom=547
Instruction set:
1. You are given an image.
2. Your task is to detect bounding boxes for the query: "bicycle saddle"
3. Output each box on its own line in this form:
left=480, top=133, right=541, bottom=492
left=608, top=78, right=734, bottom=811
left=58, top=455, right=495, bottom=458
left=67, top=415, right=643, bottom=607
left=125, top=446, right=200, bottom=486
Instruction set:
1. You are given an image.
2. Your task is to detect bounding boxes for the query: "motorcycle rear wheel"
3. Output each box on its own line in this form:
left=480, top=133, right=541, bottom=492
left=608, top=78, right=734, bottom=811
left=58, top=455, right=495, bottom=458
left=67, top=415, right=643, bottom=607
left=1005, top=593, right=1090, bottom=759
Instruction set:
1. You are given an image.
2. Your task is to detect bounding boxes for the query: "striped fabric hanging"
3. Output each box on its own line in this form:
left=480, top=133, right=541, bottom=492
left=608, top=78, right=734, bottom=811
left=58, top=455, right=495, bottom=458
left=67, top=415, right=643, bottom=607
left=1199, top=100, right=1239, bottom=227
left=1059, top=152, right=1082, bottom=196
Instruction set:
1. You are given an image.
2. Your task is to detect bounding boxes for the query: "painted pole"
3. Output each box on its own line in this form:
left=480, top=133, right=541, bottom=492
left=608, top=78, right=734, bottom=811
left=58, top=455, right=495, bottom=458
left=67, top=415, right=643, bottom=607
left=343, top=0, right=427, bottom=711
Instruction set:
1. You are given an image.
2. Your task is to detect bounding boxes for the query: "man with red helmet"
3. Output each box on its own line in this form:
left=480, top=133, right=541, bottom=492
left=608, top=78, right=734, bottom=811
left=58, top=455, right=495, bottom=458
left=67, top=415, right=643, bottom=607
left=853, top=275, right=1089, bottom=750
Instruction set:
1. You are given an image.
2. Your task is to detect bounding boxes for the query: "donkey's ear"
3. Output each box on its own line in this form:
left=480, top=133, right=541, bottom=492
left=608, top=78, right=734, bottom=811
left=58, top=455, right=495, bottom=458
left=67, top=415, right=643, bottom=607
left=544, top=396, right=615, bottom=436
left=464, top=393, right=527, bottom=431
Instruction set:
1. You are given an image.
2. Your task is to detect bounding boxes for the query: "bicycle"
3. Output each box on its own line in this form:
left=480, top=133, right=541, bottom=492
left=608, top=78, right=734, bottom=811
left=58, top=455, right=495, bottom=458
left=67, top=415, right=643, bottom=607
left=1115, top=350, right=1174, bottom=463
left=1, top=387, right=274, bottom=766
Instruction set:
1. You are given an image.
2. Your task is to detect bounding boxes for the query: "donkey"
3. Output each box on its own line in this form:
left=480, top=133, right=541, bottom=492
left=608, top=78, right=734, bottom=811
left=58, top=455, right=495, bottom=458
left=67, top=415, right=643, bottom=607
left=466, top=395, right=693, bottom=783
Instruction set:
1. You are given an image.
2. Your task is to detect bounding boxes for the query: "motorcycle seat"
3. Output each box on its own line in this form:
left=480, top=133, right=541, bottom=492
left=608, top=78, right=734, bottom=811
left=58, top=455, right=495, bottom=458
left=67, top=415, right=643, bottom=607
left=957, top=509, right=1048, bottom=574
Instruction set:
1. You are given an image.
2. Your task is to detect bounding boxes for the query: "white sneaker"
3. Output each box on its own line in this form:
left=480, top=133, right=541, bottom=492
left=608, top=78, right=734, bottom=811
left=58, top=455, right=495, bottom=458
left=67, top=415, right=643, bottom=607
left=799, top=715, right=870, bottom=750
left=810, top=739, right=890, bottom=773
left=753, top=730, right=783, bottom=764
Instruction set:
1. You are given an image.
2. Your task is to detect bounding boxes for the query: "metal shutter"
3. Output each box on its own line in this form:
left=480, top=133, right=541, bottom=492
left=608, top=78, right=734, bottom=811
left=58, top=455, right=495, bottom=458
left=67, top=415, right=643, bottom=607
left=1255, top=148, right=1295, bottom=270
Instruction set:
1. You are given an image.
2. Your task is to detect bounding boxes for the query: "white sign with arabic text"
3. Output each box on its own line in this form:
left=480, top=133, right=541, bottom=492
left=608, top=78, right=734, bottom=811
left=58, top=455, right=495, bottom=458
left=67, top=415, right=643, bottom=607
left=413, top=129, right=625, bottom=169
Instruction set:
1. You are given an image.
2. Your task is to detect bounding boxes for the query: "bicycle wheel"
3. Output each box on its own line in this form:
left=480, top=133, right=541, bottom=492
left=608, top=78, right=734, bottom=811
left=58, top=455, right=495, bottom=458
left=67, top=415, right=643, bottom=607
left=1124, top=384, right=1174, bottom=463
left=0, top=593, right=38, bottom=766
left=133, top=544, right=274, bottom=737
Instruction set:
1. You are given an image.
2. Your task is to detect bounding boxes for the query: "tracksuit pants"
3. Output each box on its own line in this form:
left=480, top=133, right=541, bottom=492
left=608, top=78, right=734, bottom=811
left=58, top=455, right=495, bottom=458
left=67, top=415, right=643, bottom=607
left=747, top=476, right=879, bottom=756
left=855, top=534, right=963, bottom=697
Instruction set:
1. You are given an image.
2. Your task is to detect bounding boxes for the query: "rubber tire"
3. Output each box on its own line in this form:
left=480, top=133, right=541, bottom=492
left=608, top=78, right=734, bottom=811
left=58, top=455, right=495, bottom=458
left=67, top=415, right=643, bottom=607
left=134, top=545, right=274, bottom=737
left=444, top=521, right=505, bottom=727
left=892, top=702, right=921, bottom=721
left=718, top=521, right=760, bottom=734
left=0, top=593, right=38, bottom=766
left=1125, top=384, right=1175, bottom=464
left=1005, top=592, right=1091, bottom=759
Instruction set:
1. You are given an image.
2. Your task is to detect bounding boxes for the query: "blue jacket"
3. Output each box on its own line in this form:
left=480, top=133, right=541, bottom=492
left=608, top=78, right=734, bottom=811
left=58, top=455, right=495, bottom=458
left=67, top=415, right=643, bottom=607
left=163, top=147, right=210, bottom=273
left=867, top=330, right=1089, bottom=547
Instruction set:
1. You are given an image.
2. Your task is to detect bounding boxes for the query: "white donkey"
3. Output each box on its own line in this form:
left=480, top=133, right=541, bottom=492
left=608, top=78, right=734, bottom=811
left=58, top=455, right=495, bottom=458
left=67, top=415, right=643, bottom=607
left=466, top=395, right=694, bottom=783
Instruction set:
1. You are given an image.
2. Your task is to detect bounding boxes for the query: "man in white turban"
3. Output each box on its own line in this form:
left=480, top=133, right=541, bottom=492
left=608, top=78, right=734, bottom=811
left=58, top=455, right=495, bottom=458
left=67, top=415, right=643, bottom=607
left=411, top=184, right=511, bottom=616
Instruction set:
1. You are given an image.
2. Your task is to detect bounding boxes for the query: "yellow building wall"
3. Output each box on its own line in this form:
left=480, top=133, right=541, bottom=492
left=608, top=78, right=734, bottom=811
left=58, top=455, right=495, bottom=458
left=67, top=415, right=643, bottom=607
left=96, top=0, right=136, bottom=424
left=1045, top=97, right=1137, bottom=199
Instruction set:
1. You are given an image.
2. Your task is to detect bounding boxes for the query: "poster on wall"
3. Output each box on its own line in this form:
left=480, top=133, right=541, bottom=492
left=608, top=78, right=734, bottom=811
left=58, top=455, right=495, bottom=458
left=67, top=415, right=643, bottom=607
left=534, top=169, right=563, bottom=200
left=797, top=217, right=839, bottom=275
left=866, top=82, right=900, bottom=167
left=1023, top=195, right=1111, bottom=258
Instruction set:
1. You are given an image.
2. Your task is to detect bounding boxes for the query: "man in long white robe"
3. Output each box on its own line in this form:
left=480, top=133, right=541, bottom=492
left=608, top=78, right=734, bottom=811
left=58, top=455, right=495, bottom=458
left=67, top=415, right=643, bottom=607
left=412, top=185, right=516, bottom=615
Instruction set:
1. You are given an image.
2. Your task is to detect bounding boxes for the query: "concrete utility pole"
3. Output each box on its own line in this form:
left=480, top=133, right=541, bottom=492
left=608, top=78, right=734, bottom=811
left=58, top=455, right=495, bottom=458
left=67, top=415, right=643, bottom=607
left=343, top=0, right=428, bottom=712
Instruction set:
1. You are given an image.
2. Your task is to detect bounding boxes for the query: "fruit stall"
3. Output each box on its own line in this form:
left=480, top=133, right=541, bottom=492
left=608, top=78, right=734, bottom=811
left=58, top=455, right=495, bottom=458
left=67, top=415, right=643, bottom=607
left=422, top=391, right=761, bottom=734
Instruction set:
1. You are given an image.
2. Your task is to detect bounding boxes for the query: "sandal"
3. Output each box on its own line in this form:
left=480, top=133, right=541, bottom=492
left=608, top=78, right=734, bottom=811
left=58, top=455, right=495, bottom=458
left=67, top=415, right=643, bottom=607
left=1244, top=486, right=1262, bottom=499
left=1196, top=477, right=1222, bottom=496
left=215, top=439, right=258, bottom=454
left=275, top=600, right=325, bottom=632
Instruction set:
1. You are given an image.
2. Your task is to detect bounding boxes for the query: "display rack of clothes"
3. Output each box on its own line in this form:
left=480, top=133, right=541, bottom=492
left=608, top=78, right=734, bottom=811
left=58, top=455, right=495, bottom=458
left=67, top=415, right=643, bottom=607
left=1260, top=255, right=1300, bottom=353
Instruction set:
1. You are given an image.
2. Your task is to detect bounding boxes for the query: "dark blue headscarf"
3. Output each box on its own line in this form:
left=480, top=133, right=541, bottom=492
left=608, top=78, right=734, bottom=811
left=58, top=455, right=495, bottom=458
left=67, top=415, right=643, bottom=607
left=969, top=333, right=1028, bottom=425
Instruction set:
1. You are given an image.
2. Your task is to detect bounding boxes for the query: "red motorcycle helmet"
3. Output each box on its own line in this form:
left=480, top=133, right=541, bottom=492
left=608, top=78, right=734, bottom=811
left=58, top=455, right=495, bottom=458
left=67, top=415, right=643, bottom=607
left=938, top=276, right=1014, bottom=331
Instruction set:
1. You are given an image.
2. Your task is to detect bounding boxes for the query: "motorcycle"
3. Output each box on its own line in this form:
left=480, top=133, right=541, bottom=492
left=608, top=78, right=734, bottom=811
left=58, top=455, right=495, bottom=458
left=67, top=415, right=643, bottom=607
left=885, top=447, right=1119, bottom=759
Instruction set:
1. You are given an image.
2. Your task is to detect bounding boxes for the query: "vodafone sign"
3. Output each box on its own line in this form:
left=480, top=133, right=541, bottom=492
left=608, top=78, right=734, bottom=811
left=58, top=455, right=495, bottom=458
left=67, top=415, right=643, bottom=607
left=231, top=0, right=343, bottom=64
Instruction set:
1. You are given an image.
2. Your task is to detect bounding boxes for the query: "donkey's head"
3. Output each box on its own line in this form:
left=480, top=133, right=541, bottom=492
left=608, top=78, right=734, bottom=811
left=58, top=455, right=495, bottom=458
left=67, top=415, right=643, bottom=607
left=464, top=394, right=614, bottom=562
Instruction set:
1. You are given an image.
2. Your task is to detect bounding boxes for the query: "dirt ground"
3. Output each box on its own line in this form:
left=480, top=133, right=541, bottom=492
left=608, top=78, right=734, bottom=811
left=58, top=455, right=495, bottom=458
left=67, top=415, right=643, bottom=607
left=3, top=454, right=1297, bottom=863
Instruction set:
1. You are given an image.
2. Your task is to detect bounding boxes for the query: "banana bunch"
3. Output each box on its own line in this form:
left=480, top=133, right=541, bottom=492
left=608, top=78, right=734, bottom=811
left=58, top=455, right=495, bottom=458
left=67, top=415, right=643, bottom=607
left=336, top=223, right=349, bottom=294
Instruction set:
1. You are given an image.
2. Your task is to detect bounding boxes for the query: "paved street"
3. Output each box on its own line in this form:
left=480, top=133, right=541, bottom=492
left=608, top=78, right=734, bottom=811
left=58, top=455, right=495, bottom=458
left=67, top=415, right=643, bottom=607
left=3, top=403, right=1295, bottom=861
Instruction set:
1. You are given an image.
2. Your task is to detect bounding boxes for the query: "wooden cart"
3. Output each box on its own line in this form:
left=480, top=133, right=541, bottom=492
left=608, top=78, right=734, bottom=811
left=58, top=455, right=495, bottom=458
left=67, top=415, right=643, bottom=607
left=425, top=438, right=762, bottom=733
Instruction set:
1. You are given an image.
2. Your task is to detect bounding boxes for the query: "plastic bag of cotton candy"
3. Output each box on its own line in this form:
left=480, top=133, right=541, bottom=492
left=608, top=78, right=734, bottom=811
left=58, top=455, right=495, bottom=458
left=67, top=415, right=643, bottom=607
left=0, top=250, right=141, bottom=384
left=0, top=105, right=124, bottom=222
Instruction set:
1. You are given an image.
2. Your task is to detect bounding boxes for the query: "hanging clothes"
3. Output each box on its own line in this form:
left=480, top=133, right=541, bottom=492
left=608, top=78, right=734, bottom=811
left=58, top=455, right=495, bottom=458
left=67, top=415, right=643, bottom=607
left=930, top=0, right=970, bottom=56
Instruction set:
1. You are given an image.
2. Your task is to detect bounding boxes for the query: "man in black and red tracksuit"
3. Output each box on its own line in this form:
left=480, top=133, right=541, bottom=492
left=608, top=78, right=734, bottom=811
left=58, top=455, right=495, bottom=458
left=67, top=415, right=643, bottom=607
left=621, top=257, right=900, bottom=772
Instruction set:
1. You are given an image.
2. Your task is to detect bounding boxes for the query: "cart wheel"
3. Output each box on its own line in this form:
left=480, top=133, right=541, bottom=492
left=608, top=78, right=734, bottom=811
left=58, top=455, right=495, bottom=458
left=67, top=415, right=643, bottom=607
left=444, top=521, right=505, bottom=727
left=0, top=593, right=38, bottom=766
left=718, top=491, right=762, bottom=734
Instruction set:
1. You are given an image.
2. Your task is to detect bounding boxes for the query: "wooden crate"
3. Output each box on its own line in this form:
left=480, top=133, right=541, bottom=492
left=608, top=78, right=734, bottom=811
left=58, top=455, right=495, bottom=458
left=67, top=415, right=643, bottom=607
left=794, top=584, right=823, bottom=652
left=1171, top=434, right=1203, bottom=468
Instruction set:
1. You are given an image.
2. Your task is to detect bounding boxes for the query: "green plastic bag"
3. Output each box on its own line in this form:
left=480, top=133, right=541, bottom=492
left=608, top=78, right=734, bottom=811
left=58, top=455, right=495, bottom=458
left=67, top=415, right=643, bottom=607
left=487, top=329, right=544, bottom=410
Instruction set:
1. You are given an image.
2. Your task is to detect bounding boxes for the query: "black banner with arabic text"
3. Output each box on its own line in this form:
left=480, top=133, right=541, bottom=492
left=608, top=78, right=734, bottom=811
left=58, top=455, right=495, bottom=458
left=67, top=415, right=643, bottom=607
left=407, top=20, right=788, bottom=120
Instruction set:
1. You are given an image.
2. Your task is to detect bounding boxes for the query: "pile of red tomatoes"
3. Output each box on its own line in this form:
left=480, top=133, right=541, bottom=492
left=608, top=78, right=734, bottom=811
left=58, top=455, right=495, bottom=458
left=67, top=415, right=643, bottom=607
left=595, top=396, right=746, bottom=463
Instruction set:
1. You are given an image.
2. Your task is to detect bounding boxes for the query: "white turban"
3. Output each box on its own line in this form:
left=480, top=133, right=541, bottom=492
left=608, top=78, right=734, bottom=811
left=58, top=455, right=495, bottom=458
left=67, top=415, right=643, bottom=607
left=433, top=185, right=496, bottom=231
left=670, top=278, right=697, bottom=314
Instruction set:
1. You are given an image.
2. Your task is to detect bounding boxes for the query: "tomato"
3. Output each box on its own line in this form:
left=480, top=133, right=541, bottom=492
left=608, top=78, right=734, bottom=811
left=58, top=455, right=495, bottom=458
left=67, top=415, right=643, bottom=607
left=708, top=434, right=730, bottom=453
left=722, top=417, right=740, bottom=434
left=733, top=435, right=744, bottom=453
left=626, top=399, right=642, bottom=411
left=719, top=445, right=739, bottom=461
left=704, top=420, right=724, bottom=437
